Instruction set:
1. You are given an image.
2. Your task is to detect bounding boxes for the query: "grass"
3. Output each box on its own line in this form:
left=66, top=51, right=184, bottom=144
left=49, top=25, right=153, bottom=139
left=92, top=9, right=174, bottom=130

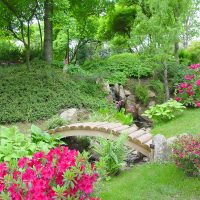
left=151, top=108, right=200, bottom=138
left=100, top=163, right=200, bottom=200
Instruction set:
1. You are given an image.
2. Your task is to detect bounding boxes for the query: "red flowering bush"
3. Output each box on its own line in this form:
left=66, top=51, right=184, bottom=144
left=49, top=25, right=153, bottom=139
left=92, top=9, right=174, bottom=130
left=0, top=146, right=101, bottom=199
left=175, top=63, right=200, bottom=107
left=172, top=134, right=200, bottom=177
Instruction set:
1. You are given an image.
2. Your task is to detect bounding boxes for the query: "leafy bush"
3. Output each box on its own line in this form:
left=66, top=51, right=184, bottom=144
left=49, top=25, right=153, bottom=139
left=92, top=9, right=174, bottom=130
left=0, top=64, right=108, bottom=123
left=0, top=125, right=62, bottom=162
left=89, top=107, right=133, bottom=125
left=149, top=80, right=165, bottom=103
left=83, top=53, right=152, bottom=85
left=175, top=63, right=200, bottom=107
left=0, top=147, right=101, bottom=199
left=143, top=99, right=185, bottom=122
left=0, top=40, right=22, bottom=63
left=47, top=115, right=66, bottom=129
left=172, top=134, right=200, bottom=177
left=92, top=134, right=127, bottom=176
left=134, top=84, right=149, bottom=105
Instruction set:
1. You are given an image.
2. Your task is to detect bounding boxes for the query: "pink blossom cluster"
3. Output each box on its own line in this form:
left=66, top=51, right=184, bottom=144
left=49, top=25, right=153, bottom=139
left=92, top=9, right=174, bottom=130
left=175, top=63, right=200, bottom=107
left=0, top=146, right=100, bottom=200
left=172, top=135, right=200, bottom=177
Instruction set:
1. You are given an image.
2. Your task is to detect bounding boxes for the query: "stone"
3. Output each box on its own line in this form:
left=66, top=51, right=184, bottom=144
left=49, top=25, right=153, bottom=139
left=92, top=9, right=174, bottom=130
left=152, top=134, right=168, bottom=162
left=124, top=89, right=131, bottom=96
left=102, top=81, right=111, bottom=94
left=148, top=90, right=156, bottom=98
left=125, top=95, right=136, bottom=112
left=114, top=83, right=120, bottom=96
left=148, top=100, right=156, bottom=107
left=60, top=108, right=78, bottom=122
left=166, top=136, right=177, bottom=160
left=119, top=85, right=126, bottom=101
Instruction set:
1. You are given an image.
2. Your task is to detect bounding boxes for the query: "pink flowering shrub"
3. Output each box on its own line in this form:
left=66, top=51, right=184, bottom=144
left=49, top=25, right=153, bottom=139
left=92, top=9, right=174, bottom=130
left=0, top=146, right=100, bottom=199
left=175, top=63, right=200, bottom=107
left=172, top=134, right=200, bottom=177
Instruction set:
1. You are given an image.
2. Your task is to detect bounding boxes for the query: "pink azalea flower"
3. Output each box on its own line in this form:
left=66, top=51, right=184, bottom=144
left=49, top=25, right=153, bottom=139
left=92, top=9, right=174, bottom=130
left=189, top=63, right=200, bottom=69
left=184, top=75, right=194, bottom=80
left=196, top=79, right=200, bottom=86
left=180, top=82, right=187, bottom=88
left=175, top=97, right=182, bottom=101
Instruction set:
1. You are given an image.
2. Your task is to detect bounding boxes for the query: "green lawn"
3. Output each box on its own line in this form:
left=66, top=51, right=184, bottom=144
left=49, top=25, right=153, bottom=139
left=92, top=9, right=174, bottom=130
left=100, top=163, right=200, bottom=200
left=151, top=109, right=200, bottom=138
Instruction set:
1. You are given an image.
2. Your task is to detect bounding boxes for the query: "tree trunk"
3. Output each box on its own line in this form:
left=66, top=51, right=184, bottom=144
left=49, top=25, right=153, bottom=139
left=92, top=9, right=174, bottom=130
left=163, top=61, right=170, bottom=101
left=36, top=14, right=43, bottom=54
left=25, top=46, right=31, bottom=69
left=64, top=29, right=70, bottom=65
left=44, top=0, right=53, bottom=64
left=174, top=42, right=179, bottom=58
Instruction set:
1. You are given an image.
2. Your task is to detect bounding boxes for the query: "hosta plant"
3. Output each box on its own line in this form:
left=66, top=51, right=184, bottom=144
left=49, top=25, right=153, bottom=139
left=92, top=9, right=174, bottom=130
left=175, top=63, right=200, bottom=107
left=142, top=99, right=185, bottom=122
left=0, top=146, right=101, bottom=199
left=0, top=125, right=62, bottom=162
left=172, top=134, right=200, bottom=177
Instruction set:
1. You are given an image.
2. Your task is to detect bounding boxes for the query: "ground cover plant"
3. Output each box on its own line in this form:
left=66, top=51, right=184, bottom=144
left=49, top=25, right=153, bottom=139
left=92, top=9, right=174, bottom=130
left=100, top=163, right=200, bottom=200
left=0, top=64, right=108, bottom=124
left=83, top=53, right=152, bottom=85
left=0, top=146, right=100, bottom=199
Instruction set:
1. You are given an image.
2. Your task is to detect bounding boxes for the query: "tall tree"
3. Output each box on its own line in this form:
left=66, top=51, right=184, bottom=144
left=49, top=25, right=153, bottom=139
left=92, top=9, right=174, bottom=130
left=44, top=0, right=53, bottom=64
left=0, top=0, right=38, bottom=68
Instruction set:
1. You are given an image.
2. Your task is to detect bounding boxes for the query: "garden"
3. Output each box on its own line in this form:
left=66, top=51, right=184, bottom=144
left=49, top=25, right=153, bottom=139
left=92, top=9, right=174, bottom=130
left=0, top=0, right=200, bottom=199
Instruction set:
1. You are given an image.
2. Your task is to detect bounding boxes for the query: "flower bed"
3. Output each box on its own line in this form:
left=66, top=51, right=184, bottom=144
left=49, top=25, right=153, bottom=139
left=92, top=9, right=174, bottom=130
left=0, top=146, right=100, bottom=199
left=172, top=134, right=200, bottom=177
left=175, top=63, right=200, bottom=107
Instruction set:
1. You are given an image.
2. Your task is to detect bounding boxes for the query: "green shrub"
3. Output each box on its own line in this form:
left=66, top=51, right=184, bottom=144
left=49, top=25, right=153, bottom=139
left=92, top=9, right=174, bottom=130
left=83, top=53, right=152, bottom=85
left=92, top=134, right=127, bottom=176
left=149, top=80, right=165, bottom=103
left=89, top=107, right=133, bottom=125
left=0, top=40, right=22, bottom=63
left=172, top=134, right=200, bottom=177
left=47, top=115, right=67, bottom=129
left=143, top=99, right=186, bottom=123
left=0, top=125, right=62, bottom=162
left=134, top=84, right=149, bottom=105
left=0, top=64, right=108, bottom=123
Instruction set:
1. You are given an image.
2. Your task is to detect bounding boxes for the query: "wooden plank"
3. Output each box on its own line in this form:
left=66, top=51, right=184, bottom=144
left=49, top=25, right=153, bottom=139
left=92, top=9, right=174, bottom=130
left=137, top=133, right=152, bottom=144
left=128, top=129, right=145, bottom=140
left=111, top=125, right=130, bottom=135
left=100, top=123, right=123, bottom=133
left=121, top=125, right=138, bottom=134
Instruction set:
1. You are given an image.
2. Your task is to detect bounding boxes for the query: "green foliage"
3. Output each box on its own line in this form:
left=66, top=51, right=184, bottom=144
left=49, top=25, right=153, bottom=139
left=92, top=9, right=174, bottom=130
left=0, top=64, right=108, bottom=124
left=89, top=107, right=133, bottom=125
left=83, top=53, right=152, bottom=85
left=134, top=84, right=149, bottom=105
left=47, top=115, right=67, bottom=129
left=0, top=40, right=22, bottom=62
left=149, top=80, right=165, bottom=103
left=0, top=125, right=62, bottom=162
left=143, top=99, right=186, bottom=123
left=92, top=134, right=127, bottom=176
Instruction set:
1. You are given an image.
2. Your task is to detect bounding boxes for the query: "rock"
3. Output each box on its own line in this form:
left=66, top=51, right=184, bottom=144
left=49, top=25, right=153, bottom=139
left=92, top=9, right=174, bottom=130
left=102, top=81, right=111, bottom=94
left=114, top=83, right=120, bottom=96
left=119, top=85, right=126, bottom=101
left=106, top=94, right=114, bottom=103
left=152, top=134, right=168, bottom=162
left=148, top=90, right=156, bottom=98
left=60, top=108, right=78, bottom=122
left=148, top=100, right=156, bottom=107
left=166, top=136, right=177, bottom=160
left=143, top=157, right=149, bottom=162
left=124, top=89, right=131, bottom=96
left=125, top=95, right=136, bottom=112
